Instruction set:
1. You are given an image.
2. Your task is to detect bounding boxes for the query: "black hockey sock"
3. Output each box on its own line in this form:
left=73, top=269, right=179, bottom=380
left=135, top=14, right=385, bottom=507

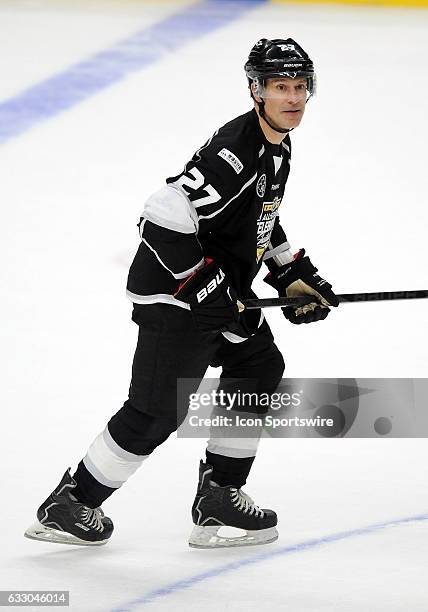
left=72, top=460, right=118, bottom=508
left=206, top=451, right=255, bottom=488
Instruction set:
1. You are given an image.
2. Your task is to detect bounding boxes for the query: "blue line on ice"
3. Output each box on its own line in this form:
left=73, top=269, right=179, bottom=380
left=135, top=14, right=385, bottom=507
left=111, top=511, right=428, bottom=611
left=0, top=0, right=266, bottom=144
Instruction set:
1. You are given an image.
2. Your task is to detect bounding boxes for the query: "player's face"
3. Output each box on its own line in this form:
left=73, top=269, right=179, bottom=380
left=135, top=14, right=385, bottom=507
left=257, top=77, right=307, bottom=130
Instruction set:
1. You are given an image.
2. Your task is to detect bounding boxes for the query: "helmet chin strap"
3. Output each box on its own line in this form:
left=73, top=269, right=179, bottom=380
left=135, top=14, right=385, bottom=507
left=258, top=99, right=292, bottom=135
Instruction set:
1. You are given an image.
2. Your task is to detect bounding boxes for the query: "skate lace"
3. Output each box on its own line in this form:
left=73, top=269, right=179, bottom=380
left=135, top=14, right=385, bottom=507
left=80, top=507, right=104, bottom=532
left=230, top=488, right=265, bottom=518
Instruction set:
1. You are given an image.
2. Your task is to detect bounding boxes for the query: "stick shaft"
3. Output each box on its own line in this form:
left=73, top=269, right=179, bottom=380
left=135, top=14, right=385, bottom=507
left=242, top=290, right=428, bottom=310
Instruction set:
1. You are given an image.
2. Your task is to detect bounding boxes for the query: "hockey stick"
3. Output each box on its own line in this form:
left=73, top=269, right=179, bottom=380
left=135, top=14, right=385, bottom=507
left=241, top=290, right=428, bottom=310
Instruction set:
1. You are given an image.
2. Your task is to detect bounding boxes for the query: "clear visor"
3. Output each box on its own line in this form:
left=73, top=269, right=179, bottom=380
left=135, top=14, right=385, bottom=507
left=254, top=75, right=316, bottom=101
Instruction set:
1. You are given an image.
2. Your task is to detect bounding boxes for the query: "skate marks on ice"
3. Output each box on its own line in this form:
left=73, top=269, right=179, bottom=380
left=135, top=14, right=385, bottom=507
left=0, top=0, right=266, bottom=144
left=111, top=511, right=428, bottom=611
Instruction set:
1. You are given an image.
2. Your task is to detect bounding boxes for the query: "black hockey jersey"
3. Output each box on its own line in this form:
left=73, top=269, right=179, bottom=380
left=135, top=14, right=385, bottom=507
left=127, top=109, right=293, bottom=320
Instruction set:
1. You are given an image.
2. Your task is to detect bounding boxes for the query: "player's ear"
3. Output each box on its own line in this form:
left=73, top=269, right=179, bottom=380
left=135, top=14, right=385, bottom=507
left=251, top=82, right=263, bottom=104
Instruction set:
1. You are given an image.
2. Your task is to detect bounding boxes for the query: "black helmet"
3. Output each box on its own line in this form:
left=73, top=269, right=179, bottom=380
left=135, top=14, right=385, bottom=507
left=245, top=38, right=316, bottom=97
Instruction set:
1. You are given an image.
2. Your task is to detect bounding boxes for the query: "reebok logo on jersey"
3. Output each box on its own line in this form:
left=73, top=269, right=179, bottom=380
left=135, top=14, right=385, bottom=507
left=217, top=148, right=244, bottom=174
left=196, top=269, right=226, bottom=303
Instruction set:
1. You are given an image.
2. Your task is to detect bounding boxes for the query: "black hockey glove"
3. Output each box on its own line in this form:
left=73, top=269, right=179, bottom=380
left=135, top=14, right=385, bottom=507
left=264, top=249, right=339, bottom=324
left=174, top=259, right=240, bottom=332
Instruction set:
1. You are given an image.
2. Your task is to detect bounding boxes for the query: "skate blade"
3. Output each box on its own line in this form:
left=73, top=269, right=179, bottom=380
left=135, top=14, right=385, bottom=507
left=188, top=525, right=278, bottom=549
left=24, top=521, right=109, bottom=546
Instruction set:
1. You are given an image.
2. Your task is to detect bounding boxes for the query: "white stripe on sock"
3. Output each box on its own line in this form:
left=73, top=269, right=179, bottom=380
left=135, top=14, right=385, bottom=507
left=83, top=428, right=148, bottom=487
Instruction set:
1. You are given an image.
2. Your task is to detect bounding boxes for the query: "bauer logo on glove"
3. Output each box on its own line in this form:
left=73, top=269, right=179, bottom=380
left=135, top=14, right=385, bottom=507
left=196, top=268, right=226, bottom=303
left=174, top=260, right=239, bottom=332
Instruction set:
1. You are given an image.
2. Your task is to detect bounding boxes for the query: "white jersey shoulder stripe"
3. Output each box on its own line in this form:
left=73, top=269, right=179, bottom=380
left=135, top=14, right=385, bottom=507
left=140, top=219, right=204, bottom=280
left=126, top=290, right=191, bottom=310
left=180, top=129, right=220, bottom=176
left=198, top=172, right=258, bottom=221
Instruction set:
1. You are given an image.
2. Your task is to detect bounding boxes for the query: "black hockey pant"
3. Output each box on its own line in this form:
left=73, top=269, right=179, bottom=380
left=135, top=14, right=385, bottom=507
left=72, top=304, right=284, bottom=508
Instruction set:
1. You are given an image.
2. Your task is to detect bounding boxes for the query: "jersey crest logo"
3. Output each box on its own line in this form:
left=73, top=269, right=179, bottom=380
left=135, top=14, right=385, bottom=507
left=256, top=198, right=282, bottom=263
left=256, top=174, right=267, bottom=198
left=217, top=148, right=244, bottom=174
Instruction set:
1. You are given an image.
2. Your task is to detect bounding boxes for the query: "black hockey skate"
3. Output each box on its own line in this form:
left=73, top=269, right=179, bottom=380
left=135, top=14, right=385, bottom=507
left=24, top=468, right=113, bottom=546
left=189, top=460, right=278, bottom=548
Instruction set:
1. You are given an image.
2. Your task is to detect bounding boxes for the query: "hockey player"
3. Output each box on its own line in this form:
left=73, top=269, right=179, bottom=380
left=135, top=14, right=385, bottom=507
left=25, top=38, right=339, bottom=549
